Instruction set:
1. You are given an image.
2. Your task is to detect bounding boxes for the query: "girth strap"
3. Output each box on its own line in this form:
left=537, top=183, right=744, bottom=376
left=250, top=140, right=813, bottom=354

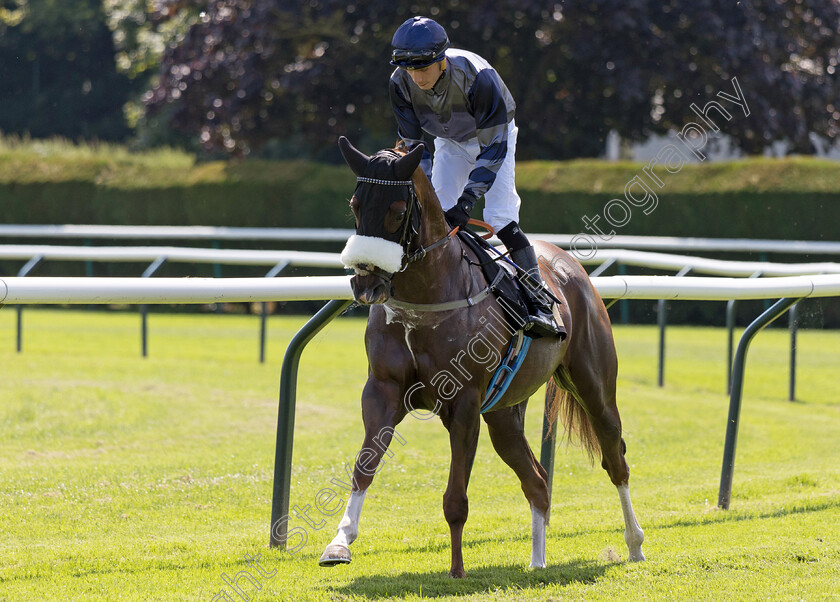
left=385, top=269, right=506, bottom=312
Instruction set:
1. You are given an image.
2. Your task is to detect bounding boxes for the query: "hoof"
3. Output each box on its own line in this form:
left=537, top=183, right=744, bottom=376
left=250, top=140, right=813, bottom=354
left=628, top=549, right=646, bottom=562
left=319, top=544, right=351, bottom=567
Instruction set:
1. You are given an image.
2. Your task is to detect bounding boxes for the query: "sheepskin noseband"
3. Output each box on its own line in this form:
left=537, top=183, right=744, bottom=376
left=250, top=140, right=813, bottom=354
left=340, top=234, right=403, bottom=274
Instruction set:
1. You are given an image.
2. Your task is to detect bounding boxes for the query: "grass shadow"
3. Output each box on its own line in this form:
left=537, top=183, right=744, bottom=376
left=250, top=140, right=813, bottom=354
left=329, top=559, right=612, bottom=599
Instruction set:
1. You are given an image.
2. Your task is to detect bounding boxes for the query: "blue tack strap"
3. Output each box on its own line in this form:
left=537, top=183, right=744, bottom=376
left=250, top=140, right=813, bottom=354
left=480, top=331, right=532, bottom=414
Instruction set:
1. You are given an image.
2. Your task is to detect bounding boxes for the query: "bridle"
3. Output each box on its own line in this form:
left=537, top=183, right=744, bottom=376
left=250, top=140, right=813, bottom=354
left=354, top=175, right=457, bottom=274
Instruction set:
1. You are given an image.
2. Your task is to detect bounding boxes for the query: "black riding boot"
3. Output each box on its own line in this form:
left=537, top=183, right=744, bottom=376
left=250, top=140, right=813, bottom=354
left=509, top=245, right=563, bottom=338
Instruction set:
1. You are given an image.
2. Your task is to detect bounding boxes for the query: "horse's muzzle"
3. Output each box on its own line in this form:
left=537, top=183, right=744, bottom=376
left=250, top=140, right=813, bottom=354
left=350, top=272, right=392, bottom=305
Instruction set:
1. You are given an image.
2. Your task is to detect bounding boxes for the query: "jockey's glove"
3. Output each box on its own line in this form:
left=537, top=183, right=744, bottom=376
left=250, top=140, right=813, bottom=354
left=443, top=193, right=475, bottom=228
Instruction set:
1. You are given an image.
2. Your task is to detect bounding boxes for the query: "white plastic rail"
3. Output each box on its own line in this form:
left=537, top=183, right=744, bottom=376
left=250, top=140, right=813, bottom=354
left=2, top=245, right=840, bottom=276
left=2, top=274, right=840, bottom=305
left=1, top=225, right=839, bottom=255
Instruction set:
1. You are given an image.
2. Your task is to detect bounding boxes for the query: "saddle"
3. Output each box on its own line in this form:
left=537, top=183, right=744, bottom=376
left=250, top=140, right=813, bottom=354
left=457, top=228, right=565, bottom=413
left=457, top=228, right=558, bottom=335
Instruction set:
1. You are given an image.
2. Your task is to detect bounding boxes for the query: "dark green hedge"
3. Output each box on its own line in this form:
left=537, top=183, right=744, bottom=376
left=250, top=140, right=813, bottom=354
left=2, top=155, right=837, bottom=243
left=1, top=153, right=838, bottom=326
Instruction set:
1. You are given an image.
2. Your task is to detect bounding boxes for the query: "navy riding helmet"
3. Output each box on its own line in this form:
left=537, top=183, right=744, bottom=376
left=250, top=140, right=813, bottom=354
left=390, top=16, right=450, bottom=68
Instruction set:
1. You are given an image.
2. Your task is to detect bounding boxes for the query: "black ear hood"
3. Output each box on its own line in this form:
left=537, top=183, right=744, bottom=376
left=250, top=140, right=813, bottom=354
left=338, top=136, right=369, bottom=176
left=393, top=143, right=424, bottom=181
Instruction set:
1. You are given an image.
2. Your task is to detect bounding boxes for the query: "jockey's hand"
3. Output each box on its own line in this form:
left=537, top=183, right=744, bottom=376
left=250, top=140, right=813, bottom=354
left=444, top=194, right=475, bottom=229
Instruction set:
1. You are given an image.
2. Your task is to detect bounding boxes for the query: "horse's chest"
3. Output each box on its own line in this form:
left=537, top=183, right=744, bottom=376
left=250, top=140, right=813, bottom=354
left=381, top=307, right=497, bottom=391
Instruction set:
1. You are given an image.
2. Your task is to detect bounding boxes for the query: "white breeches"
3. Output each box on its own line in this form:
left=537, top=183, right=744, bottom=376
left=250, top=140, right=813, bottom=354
left=431, top=121, right=522, bottom=232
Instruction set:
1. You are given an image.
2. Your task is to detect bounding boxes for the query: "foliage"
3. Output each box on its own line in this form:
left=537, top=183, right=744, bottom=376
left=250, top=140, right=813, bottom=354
left=146, top=0, right=840, bottom=159
left=0, top=132, right=195, bottom=167
left=102, top=0, right=200, bottom=82
left=1, top=143, right=838, bottom=242
left=0, top=311, right=839, bottom=599
left=0, top=0, right=133, bottom=141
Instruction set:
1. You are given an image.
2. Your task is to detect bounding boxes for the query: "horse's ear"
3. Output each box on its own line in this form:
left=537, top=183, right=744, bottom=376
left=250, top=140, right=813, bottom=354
left=394, top=143, right=424, bottom=181
left=338, top=136, right=369, bottom=176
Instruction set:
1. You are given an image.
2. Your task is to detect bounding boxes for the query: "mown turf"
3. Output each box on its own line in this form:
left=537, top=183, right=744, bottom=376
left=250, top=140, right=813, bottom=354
left=0, top=308, right=838, bottom=601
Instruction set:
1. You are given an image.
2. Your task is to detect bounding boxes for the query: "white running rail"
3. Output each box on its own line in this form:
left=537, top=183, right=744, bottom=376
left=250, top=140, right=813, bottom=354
left=2, top=274, right=840, bottom=305
left=1, top=225, right=839, bottom=255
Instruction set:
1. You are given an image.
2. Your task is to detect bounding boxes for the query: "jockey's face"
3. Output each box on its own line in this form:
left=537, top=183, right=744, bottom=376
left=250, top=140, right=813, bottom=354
left=405, top=60, right=445, bottom=90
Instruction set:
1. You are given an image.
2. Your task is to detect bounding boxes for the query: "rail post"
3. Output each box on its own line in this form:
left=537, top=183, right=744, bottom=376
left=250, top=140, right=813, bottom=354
left=718, top=296, right=802, bottom=510
left=259, top=261, right=289, bottom=363
left=618, top=263, right=629, bottom=324
left=15, top=255, right=43, bottom=352
left=139, top=257, right=166, bottom=358
left=588, top=258, right=617, bottom=278
left=726, top=272, right=762, bottom=394
left=270, top=299, right=354, bottom=548
left=788, top=302, right=799, bottom=402
left=657, top=266, right=691, bottom=388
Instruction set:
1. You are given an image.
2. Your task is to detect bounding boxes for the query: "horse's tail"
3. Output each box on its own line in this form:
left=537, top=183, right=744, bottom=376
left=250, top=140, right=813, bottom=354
left=545, top=366, right=599, bottom=464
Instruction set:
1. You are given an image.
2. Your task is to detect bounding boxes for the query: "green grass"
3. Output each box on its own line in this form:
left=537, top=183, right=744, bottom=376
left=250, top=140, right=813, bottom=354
left=1, top=309, right=839, bottom=601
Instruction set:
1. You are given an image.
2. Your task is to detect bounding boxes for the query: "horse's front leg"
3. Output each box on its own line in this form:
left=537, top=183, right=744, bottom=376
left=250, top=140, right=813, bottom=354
left=319, top=377, right=404, bottom=567
left=441, top=393, right=481, bottom=578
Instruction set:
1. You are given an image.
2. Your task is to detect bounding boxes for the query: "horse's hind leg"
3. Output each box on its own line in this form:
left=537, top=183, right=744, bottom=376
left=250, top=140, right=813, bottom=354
left=482, top=401, right=550, bottom=568
left=593, top=402, right=645, bottom=562
left=559, top=361, right=645, bottom=561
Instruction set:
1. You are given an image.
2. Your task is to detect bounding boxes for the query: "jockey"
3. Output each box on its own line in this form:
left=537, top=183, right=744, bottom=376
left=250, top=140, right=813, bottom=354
left=388, top=16, right=561, bottom=338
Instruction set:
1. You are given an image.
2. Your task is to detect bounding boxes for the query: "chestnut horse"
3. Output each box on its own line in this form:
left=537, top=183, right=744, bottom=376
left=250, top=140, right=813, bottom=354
left=319, top=137, right=644, bottom=577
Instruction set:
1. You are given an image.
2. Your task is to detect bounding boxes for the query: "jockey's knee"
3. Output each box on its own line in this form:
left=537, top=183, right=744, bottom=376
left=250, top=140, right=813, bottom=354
left=497, top=221, right=530, bottom=252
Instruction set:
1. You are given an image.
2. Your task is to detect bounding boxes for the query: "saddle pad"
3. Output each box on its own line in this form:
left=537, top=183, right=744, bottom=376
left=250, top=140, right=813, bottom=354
left=456, top=229, right=530, bottom=333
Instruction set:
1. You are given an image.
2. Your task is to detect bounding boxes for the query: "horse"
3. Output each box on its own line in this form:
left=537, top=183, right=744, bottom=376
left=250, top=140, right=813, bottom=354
left=318, top=137, right=645, bottom=577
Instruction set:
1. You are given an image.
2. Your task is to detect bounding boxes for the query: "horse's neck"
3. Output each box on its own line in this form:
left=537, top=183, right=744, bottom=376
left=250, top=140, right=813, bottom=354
left=391, top=176, right=471, bottom=304
left=392, top=227, right=466, bottom=304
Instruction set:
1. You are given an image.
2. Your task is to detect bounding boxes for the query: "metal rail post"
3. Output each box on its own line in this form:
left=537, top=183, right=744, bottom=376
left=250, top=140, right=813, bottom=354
left=139, top=257, right=166, bottom=357
left=725, top=299, right=737, bottom=394
left=788, top=302, right=799, bottom=402
left=259, top=261, right=289, bottom=364
left=657, top=266, right=691, bottom=388
left=618, top=263, right=629, bottom=324
left=593, top=260, right=619, bottom=312
left=212, top=240, right=223, bottom=314
left=718, top=296, right=801, bottom=510
left=15, top=255, right=43, bottom=352
left=726, top=272, right=761, bottom=394
left=270, top=299, right=353, bottom=548
left=588, top=258, right=617, bottom=278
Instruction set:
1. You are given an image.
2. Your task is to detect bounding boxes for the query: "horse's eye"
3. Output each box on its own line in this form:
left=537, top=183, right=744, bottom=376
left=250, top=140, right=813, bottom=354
left=384, top=202, right=408, bottom=234
left=349, top=197, right=360, bottom=227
